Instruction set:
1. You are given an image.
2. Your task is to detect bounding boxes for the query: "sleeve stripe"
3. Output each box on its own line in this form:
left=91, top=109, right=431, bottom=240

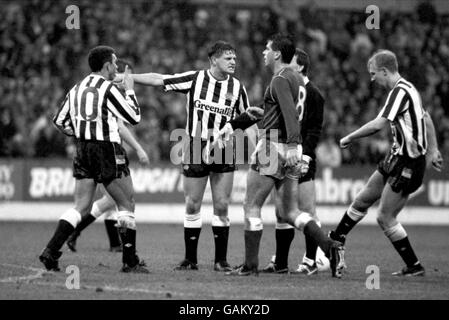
left=238, top=85, right=249, bottom=115
left=382, top=88, right=406, bottom=120
left=164, top=75, right=193, bottom=86
left=107, top=84, right=139, bottom=125
left=163, top=71, right=196, bottom=87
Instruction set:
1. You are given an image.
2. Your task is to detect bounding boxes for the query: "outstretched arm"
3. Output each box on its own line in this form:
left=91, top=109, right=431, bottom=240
left=340, top=116, right=389, bottom=148
left=115, top=73, right=164, bottom=87
left=131, top=73, right=164, bottom=86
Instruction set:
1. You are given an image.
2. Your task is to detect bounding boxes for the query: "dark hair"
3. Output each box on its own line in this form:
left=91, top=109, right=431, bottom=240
left=295, top=48, right=310, bottom=76
left=207, top=41, right=236, bottom=59
left=367, top=50, right=398, bottom=73
left=88, top=46, right=115, bottom=72
left=116, top=59, right=133, bottom=73
left=269, top=34, right=296, bottom=64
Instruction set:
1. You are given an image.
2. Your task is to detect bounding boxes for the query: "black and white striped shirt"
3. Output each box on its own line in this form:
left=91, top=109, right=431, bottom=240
left=377, top=77, right=427, bottom=158
left=53, top=74, right=140, bottom=143
left=163, top=70, right=250, bottom=140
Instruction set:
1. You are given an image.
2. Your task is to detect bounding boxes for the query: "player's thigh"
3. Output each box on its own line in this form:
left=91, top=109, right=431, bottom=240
left=297, top=180, right=316, bottom=215
left=73, top=178, right=98, bottom=214
left=210, top=171, right=234, bottom=214
left=104, top=175, right=135, bottom=212
left=378, top=183, right=408, bottom=223
left=353, top=170, right=385, bottom=210
left=183, top=175, right=208, bottom=209
left=244, top=168, right=275, bottom=215
left=94, top=184, right=116, bottom=211
left=95, top=193, right=116, bottom=212
left=274, top=177, right=298, bottom=220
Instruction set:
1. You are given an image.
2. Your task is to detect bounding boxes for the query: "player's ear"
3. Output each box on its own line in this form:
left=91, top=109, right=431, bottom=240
left=274, top=50, right=281, bottom=61
left=298, top=65, right=304, bottom=73
left=209, top=56, right=216, bottom=66
left=103, top=61, right=111, bottom=72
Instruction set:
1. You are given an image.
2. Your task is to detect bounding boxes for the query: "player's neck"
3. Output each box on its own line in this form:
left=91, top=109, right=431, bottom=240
left=92, top=70, right=110, bottom=80
left=273, top=62, right=289, bottom=75
left=209, top=68, right=228, bottom=81
left=387, top=73, right=401, bottom=90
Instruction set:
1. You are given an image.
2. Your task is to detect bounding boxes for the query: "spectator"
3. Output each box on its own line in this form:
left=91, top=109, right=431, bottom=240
left=316, top=133, right=342, bottom=168
left=0, top=0, right=448, bottom=166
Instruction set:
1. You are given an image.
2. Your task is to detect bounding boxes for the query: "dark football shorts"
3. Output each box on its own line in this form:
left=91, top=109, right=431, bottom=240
left=377, top=151, right=426, bottom=195
left=298, top=159, right=316, bottom=184
left=181, top=136, right=236, bottom=178
left=73, top=140, right=130, bottom=185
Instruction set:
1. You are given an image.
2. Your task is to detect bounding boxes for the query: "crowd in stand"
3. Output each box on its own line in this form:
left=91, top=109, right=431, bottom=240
left=1, top=0, right=448, bottom=168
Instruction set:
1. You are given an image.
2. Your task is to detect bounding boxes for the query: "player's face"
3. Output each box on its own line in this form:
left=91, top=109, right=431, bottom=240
left=263, top=41, right=276, bottom=70
left=106, top=54, right=118, bottom=80
left=214, top=50, right=236, bottom=75
left=369, top=62, right=387, bottom=87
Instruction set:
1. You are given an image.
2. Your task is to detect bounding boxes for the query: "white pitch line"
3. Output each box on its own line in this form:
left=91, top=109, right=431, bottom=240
left=0, top=263, right=46, bottom=283
left=1, top=263, right=266, bottom=299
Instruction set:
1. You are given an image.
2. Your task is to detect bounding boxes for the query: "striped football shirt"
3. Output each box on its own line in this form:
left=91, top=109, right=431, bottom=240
left=377, top=77, right=427, bottom=158
left=53, top=74, right=140, bottom=143
left=162, top=70, right=250, bottom=140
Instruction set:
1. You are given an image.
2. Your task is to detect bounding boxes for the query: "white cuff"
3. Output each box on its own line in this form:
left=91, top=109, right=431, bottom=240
left=302, top=154, right=312, bottom=163
left=125, top=89, right=135, bottom=96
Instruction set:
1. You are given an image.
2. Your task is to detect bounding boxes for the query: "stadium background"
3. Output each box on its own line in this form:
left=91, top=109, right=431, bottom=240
left=0, top=0, right=448, bottom=225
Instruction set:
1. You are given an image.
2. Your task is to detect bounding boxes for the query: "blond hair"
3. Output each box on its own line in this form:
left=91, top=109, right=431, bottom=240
left=367, top=50, right=398, bottom=73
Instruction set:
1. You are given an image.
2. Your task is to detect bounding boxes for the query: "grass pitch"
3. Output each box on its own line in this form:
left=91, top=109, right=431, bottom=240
left=0, top=221, right=448, bottom=300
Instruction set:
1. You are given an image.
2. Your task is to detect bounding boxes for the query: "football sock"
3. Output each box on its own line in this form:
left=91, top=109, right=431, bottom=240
left=335, top=212, right=358, bottom=240
left=105, top=219, right=121, bottom=248
left=391, top=237, right=420, bottom=267
left=244, top=230, right=263, bottom=269
left=303, top=220, right=332, bottom=256
left=47, top=220, right=74, bottom=253
left=304, top=233, right=319, bottom=261
left=119, top=228, right=138, bottom=267
left=212, top=226, right=229, bottom=263
left=384, top=223, right=419, bottom=267
left=274, top=228, right=295, bottom=268
left=73, top=213, right=96, bottom=235
left=184, top=227, right=201, bottom=264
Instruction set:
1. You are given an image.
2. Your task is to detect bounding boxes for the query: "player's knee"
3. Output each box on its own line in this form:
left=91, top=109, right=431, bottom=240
left=244, top=204, right=262, bottom=219
left=60, top=208, right=82, bottom=228
left=213, top=199, right=229, bottom=217
left=244, top=216, right=263, bottom=231
left=116, top=198, right=135, bottom=213
left=128, top=198, right=136, bottom=212
left=376, top=212, right=395, bottom=230
left=117, top=211, right=136, bottom=230
left=352, top=198, right=370, bottom=212
left=298, top=202, right=315, bottom=216
left=185, top=197, right=202, bottom=214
